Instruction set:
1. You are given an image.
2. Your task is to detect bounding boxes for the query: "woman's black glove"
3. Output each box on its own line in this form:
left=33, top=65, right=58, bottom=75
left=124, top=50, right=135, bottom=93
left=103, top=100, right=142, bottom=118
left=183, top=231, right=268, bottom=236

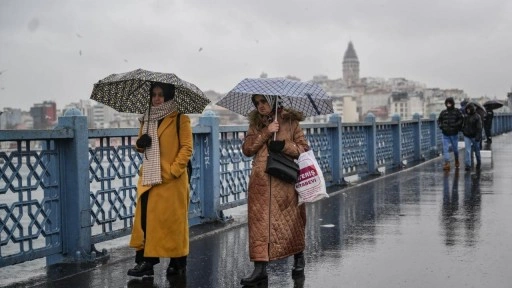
left=268, top=140, right=285, bottom=152
left=136, top=134, right=152, bottom=149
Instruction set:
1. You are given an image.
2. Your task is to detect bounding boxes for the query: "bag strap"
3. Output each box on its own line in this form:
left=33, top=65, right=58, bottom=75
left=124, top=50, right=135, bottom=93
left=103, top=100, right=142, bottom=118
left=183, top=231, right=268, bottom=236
left=176, top=113, right=182, bottom=147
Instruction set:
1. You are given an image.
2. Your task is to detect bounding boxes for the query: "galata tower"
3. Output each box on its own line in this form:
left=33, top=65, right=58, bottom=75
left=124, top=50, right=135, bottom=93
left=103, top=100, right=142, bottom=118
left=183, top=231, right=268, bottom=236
left=342, top=41, right=360, bottom=86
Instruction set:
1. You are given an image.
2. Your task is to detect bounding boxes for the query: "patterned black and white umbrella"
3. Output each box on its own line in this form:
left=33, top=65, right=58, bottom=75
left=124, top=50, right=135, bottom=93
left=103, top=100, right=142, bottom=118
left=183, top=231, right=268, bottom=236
left=216, top=78, right=334, bottom=117
left=90, top=69, right=210, bottom=114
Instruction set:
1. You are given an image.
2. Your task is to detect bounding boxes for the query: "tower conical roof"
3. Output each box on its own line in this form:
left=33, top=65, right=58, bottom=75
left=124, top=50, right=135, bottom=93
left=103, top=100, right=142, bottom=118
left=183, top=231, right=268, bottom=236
left=343, top=41, right=358, bottom=62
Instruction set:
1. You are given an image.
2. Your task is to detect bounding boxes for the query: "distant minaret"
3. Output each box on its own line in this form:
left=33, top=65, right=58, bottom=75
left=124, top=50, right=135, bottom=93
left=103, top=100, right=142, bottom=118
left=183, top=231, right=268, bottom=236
left=342, top=41, right=360, bottom=86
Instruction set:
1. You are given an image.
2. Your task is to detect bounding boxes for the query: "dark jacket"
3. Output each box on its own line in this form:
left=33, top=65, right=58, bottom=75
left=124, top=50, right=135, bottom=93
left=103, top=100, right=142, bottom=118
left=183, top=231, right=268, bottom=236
left=484, top=110, right=494, bottom=123
left=438, top=107, right=464, bottom=136
left=462, top=108, right=482, bottom=140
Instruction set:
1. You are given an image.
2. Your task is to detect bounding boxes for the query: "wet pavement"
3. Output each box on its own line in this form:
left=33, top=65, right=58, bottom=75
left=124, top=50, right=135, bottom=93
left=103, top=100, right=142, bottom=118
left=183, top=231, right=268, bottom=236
left=16, top=134, right=512, bottom=287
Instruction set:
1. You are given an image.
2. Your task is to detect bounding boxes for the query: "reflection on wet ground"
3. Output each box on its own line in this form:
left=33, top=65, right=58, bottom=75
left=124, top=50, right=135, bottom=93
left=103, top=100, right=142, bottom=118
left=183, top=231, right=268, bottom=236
left=28, top=134, right=512, bottom=288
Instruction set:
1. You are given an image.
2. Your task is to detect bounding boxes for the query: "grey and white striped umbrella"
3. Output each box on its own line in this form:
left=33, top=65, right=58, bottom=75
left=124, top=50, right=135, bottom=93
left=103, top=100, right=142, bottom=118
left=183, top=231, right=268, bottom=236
left=216, top=78, right=334, bottom=117
left=90, top=68, right=210, bottom=114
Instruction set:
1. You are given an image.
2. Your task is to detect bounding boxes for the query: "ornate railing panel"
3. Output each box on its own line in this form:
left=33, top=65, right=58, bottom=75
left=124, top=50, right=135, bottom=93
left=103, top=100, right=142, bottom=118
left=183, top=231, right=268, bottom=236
left=375, top=123, right=394, bottom=168
left=341, top=124, right=369, bottom=176
left=303, top=125, right=335, bottom=185
left=420, top=120, right=432, bottom=157
left=218, top=127, right=251, bottom=210
left=0, top=129, right=73, bottom=267
left=401, top=122, right=415, bottom=162
left=88, top=129, right=140, bottom=243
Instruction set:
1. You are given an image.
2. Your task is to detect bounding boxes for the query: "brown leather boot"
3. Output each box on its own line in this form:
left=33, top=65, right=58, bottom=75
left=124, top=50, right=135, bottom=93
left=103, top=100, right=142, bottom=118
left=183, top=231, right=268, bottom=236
left=443, top=162, right=450, bottom=171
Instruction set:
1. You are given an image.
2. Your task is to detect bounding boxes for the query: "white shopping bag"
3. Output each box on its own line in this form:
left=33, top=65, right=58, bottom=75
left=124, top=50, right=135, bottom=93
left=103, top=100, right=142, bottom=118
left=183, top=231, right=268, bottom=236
left=295, top=150, right=329, bottom=205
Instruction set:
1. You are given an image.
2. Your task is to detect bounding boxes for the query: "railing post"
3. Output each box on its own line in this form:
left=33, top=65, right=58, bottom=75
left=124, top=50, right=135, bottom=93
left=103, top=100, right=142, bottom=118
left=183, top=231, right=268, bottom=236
left=365, top=113, right=378, bottom=175
left=48, top=109, right=91, bottom=266
left=391, top=114, right=402, bottom=168
left=430, top=113, right=439, bottom=157
left=498, top=114, right=502, bottom=133
left=198, top=111, right=220, bottom=222
left=328, top=114, right=343, bottom=184
left=413, top=113, right=422, bottom=161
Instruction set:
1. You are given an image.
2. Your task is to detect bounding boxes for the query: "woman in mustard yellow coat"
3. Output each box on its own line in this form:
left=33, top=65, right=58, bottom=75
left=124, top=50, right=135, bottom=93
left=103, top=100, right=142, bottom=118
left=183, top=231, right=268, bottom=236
left=127, top=83, right=193, bottom=277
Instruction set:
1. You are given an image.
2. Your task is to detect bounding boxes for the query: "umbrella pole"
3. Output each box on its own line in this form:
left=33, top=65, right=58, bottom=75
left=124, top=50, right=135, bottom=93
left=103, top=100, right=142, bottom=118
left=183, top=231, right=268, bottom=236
left=273, top=97, right=279, bottom=140
left=144, top=98, right=151, bottom=160
left=146, top=98, right=151, bottom=135
left=268, top=96, right=280, bottom=256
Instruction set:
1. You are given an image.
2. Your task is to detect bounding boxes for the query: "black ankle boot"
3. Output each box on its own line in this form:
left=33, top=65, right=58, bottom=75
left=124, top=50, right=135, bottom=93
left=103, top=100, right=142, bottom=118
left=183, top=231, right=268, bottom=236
left=240, top=261, right=268, bottom=286
left=127, top=261, right=154, bottom=277
left=292, top=252, right=305, bottom=276
left=167, top=256, right=187, bottom=276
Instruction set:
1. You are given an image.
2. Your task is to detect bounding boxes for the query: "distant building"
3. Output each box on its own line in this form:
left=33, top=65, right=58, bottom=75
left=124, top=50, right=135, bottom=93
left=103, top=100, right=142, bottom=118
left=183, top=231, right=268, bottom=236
left=388, top=92, right=410, bottom=119
left=341, top=96, right=358, bottom=122
left=30, top=101, right=57, bottom=129
left=360, top=93, right=391, bottom=121
left=342, top=41, right=360, bottom=87
left=89, top=102, right=139, bottom=128
left=63, top=100, right=94, bottom=127
left=364, top=106, right=388, bottom=121
left=21, top=111, right=33, bottom=129
left=423, top=88, right=466, bottom=116
left=0, top=108, right=22, bottom=129
left=310, top=75, right=346, bottom=96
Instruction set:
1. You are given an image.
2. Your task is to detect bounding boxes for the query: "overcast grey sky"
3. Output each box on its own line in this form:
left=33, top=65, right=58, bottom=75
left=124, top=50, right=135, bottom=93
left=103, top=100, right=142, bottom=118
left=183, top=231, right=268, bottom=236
left=1, top=0, right=511, bottom=110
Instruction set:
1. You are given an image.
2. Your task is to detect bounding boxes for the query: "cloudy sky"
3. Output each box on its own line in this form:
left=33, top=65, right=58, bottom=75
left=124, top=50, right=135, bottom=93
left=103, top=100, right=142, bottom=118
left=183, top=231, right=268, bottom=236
left=1, top=0, right=511, bottom=110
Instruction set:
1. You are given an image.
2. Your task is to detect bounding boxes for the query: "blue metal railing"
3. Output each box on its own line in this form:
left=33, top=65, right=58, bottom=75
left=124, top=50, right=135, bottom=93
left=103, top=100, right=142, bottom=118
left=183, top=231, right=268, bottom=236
left=1, top=112, right=512, bottom=268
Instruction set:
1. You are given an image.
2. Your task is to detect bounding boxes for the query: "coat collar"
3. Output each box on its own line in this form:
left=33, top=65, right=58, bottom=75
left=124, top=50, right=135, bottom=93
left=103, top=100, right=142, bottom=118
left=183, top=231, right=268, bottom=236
left=157, top=111, right=178, bottom=137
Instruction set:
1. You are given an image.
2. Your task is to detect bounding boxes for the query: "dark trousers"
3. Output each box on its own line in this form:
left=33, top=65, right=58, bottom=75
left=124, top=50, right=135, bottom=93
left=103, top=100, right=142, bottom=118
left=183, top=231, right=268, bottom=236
left=135, top=191, right=187, bottom=267
left=135, top=191, right=160, bottom=265
left=484, top=119, right=493, bottom=140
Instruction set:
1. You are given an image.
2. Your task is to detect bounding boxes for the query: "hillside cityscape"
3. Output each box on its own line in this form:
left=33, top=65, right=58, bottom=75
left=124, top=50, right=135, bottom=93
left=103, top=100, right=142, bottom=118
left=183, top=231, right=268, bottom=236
left=1, top=42, right=511, bottom=130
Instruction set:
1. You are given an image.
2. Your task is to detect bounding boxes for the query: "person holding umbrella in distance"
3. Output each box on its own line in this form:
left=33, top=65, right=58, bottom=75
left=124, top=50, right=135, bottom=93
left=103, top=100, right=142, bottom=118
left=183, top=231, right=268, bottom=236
left=482, top=100, right=503, bottom=144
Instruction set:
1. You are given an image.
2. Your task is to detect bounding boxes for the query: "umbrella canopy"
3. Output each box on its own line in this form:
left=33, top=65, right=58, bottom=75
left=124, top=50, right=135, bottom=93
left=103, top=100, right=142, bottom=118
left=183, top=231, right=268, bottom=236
left=90, top=69, right=210, bottom=114
left=483, top=100, right=503, bottom=110
left=467, top=101, right=486, bottom=119
left=216, top=78, right=334, bottom=117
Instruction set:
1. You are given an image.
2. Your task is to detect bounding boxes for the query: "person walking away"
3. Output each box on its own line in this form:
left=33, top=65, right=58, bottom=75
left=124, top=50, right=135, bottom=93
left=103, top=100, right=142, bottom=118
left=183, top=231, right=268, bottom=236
left=240, top=94, right=309, bottom=286
left=462, top=103, right=482, bottom=171
left=483, top=109, right=494, bottom=143
left=460, top=99, right=468, bottom=116
left=127, top=83, right=193, bottom=278
left=437, top=97, right=464, bottom=170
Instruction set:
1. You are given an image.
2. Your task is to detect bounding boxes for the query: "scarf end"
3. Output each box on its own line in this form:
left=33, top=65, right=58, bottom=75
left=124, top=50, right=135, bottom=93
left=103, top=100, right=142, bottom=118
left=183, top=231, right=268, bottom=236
left=142, top=179, right=162, bottom=186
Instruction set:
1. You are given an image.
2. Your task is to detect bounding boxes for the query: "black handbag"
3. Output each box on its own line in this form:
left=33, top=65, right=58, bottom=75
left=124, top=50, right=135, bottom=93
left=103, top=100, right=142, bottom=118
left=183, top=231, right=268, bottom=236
left=265, top=150, right=299, bottom=183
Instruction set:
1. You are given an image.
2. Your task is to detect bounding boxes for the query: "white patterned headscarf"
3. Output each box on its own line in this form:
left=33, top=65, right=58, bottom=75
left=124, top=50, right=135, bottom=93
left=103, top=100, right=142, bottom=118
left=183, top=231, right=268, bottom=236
left=138, top=100, right=177, bottom=186
left=252, top=95, right=280, bottom=113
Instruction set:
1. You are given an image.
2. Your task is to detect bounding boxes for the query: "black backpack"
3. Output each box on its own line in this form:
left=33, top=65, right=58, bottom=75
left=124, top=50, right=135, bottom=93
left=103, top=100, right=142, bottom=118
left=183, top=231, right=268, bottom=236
left=176, top=113, right=193, bottom=183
